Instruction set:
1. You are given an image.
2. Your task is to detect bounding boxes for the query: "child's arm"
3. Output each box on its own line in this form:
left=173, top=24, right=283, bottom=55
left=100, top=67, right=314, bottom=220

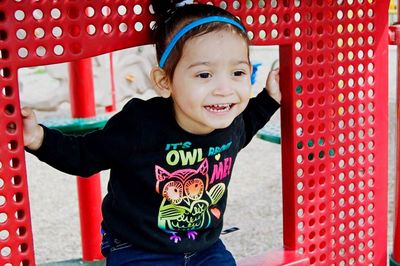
left=21, top=99, right=140, bottom=177
left=21, top=107, right=44, bottom=150
left=265, top=68, right=281, bottom=104
left=239, top=69, right=281, bottom=148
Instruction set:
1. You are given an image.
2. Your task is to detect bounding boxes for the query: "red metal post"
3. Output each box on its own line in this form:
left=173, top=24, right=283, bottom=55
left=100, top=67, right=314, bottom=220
left=393, top=1, right=400, bottom=263
left=68, top=58, right=104, bottom=261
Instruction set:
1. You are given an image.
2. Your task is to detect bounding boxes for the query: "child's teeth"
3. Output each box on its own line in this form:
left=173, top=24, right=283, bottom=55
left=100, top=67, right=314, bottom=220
left=206, top=104, right=231, bottom=112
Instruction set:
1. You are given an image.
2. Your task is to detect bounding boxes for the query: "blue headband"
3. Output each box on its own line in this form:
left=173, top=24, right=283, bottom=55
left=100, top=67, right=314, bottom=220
left=159, top=16, right=246, bottom=68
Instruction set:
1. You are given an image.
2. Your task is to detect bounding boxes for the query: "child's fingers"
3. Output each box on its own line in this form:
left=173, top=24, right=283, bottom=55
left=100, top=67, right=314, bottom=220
left=21, top=107, right=32, bottom=118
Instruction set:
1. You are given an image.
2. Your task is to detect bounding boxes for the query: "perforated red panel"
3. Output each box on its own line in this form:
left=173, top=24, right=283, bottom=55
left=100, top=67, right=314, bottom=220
left=215, top=1, right=388, bottom=264
left=0, top=0, right=389, bottom=265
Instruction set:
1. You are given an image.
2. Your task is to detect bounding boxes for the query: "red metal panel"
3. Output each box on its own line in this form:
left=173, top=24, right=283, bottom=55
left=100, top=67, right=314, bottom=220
left=0, top=0, right=390, bottom=265
left=206, top=1, right=389, bottom=265
left=2, top=1, right=155, bottom=69
left=392, top=0, right=400, bottom=263
left=0, top=73, right=34, bottom=264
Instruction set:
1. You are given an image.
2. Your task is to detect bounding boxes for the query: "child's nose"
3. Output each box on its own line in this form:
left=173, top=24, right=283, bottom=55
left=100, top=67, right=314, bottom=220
left=213, top=77, right=234, bottom=96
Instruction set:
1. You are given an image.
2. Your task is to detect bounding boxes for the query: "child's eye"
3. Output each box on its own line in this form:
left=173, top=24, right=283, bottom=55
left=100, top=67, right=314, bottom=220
left=233, top=70, right=246, bottom=77
left=197, top=72, right=212, bottom=79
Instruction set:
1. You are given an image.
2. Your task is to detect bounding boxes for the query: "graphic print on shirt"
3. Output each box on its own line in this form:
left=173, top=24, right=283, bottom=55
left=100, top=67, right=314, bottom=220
left=155, top=141, right=233, bottom=243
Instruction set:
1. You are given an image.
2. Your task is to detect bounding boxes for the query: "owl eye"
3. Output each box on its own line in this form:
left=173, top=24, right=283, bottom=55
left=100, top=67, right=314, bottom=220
left=163, top=181, right=183, bottom=204
left=184, top=178, right=204, bottom=200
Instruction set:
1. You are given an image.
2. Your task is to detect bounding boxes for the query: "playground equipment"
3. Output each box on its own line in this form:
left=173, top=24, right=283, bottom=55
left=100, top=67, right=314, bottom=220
left=0, top=0, right=393, bottom=265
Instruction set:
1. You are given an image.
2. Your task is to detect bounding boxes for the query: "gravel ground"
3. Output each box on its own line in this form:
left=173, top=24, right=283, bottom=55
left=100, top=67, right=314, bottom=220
left=26, top=102, right=396, bottom=264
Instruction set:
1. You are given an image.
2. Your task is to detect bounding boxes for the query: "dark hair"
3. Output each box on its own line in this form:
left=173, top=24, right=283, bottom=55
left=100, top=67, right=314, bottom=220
left=151, top=1, right=249, bottom=80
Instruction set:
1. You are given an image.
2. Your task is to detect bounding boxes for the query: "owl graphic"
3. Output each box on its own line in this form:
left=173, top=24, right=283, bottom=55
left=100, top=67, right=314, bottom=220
left=155, top=159, right=225, bottom=243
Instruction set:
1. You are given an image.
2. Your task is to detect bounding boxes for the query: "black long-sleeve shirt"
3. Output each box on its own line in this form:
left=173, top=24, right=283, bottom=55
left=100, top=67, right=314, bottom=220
left=27, top=89, right=280, bottom=254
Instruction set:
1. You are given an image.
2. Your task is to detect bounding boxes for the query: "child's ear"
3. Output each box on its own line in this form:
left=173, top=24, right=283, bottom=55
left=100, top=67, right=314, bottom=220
left=151, top=67, right=171, bottom=98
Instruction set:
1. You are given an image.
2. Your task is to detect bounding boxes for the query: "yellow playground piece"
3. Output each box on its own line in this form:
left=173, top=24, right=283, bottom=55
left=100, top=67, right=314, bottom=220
left=390, top=0, right=397, bottom=14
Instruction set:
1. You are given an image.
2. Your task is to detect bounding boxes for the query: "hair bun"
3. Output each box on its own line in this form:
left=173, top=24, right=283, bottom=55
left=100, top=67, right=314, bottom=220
left=151, top=0, right=188, bottom=20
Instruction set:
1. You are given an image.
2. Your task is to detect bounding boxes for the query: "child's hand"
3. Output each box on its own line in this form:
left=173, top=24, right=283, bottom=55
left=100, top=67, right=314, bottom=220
left=21, top=107, right=44, bottom=150
left=265, top=68, right=281, bottom=104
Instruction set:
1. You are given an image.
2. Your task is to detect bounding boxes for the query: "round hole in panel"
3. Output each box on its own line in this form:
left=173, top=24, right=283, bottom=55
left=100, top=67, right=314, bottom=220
left=34, top=27, right=45, bottom=39
left=118, top=5, right=127, bottom=16
left=14, top=10, right=25, bottom=21
left=368, top=251, right=375, bottom=260
left=103, top=24, right=112, bottom=34
left=247, top=31, right=254, bottom=40
left=13, top=192, right=23, bottom=203
left=15, top=209, right=25, bottom=220
left=54, top=45, right=64, bottom=56
left=119, top=23, right=128, bottom=33
left=70, top=43, right=82, bottom=54
left=16, top=28, right=27, bottom=40
left=69, top=24, right=82, bottom=37
left=134, top=22, right=143, bottom=32
left=245, top=1, right=252, bottom=9
left=87, top=25, right=96, bottom=35
left=4, top=104, right=15, bottom=115
left=0, top=230, right=9, bottom=240
left=11, top=176, right=22, bottom=187
left=133, top=4, right=143, bottom=15
left=52, top=27, right=63, bottom=38
left=1, top=246, right=11, bottom=257
left=85, top=6, right=95, bottom=18
left=297, top=221, right=304, bottom=230
left=0, top=213, right=8, bottom=223
left=36, top=46, right=46, bottom=57
left=51, top=8, right=61, bottom=19
left=17, top=226, right=26, bottom=237
left=219, top=1, right=227, bottom=9
left=68, top=6, right=80, bottom=19
left=298, top=247, right=304, bottom=254
left=18, top=47, right=28, bottom=58
left=233, top=1, right=240, bottom=9
left=258, top=30, right=266, bottom=39
left=101, top=6, right=111, bottom=16
left=6, top=122, right=17, bottom=134
left=368, top=226, right=374, bottom=235
left=0, top=196, right=5, bottom=207
left=258, top=15, right=266, bottom=24
left=8, top=140, right=17, bottom=151
left=297, top=195, right=304, bottom=204
left=0, top=32, right=9, bottom=42
left=294, top=27, right=302, bottom=37
left=309, top=256, right=316, bottom=265
left=33, top=9, right=43, bottom=20
left=18, top=243, right=28, bottom=253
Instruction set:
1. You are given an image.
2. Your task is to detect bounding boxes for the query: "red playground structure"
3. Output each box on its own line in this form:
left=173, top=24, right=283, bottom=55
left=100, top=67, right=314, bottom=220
left=0, top=0, right=396, bottom=265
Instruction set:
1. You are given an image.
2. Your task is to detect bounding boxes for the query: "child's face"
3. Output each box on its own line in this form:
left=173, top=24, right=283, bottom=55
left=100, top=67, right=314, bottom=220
left=169, top=29, right=251, bottom=135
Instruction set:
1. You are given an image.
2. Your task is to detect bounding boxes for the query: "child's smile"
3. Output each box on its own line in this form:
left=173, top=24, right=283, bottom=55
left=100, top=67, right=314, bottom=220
left=204, top=103, right=235, bottom=113
left=168, top=29, right=252, bottom=135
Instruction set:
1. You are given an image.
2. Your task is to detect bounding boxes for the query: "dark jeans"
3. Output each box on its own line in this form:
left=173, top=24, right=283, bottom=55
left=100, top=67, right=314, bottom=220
left=101, top=233, right=236, bottom=266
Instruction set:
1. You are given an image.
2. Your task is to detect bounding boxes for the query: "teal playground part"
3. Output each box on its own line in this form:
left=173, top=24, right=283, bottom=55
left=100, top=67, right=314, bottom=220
left=43, top=115, right=111, bottom=135
left=257, top=122, right=281, bottom=144
left=392, top=255, right=400, bottom=266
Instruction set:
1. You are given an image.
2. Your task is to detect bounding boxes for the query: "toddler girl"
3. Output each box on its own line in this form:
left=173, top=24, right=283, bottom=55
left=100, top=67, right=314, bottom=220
left=23, top=0, right=281, bottom=265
